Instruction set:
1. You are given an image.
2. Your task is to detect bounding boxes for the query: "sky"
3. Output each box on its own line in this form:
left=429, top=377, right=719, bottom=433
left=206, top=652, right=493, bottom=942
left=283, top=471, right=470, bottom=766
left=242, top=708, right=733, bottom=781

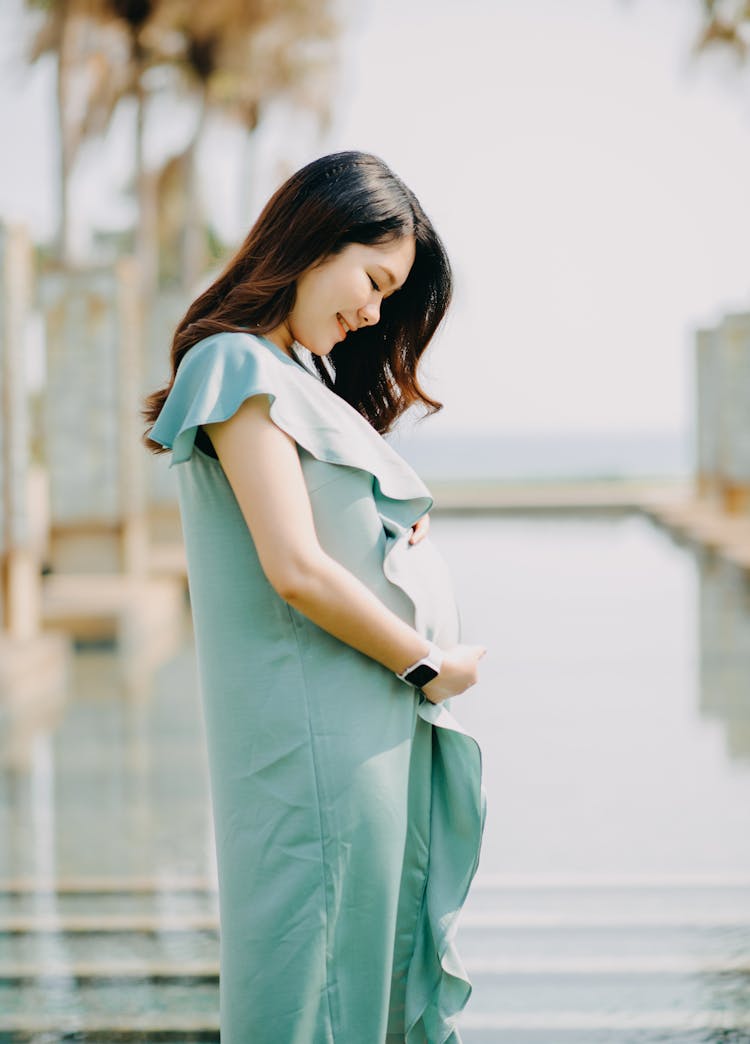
left=2, top=0, right=750, bottom=440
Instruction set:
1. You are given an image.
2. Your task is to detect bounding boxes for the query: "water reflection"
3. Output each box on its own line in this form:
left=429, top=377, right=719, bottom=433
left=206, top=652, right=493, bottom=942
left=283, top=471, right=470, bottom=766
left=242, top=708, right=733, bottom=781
left=698, top=548, right=750, bottom=761
left=0, top=617, right=214, bottom=883
left=431, top=511, right=750, bottom=879
left=0, top=511, right=748, bottom=1041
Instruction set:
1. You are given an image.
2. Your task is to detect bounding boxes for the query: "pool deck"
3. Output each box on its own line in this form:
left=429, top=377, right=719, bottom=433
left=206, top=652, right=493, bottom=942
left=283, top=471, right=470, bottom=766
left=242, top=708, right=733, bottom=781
left=427, top=477, right=691, bottom=512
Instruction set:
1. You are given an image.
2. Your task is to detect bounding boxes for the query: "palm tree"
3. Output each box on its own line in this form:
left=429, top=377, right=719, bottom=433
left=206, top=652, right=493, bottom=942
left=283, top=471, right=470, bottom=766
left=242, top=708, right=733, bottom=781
left=24, top=0, right=338, bottom=283
left=26, top=0, right=135, bottom=262
left=26, top=0, right=172, bottom=273
left=693, top=0, right=749, bottom=59
left=156, top=0, right=338, bottom=289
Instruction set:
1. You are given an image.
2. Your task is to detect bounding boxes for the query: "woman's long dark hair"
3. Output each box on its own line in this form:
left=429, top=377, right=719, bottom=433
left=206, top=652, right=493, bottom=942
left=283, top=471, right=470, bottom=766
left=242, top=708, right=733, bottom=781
left=142, top=151, right=452, bottom=451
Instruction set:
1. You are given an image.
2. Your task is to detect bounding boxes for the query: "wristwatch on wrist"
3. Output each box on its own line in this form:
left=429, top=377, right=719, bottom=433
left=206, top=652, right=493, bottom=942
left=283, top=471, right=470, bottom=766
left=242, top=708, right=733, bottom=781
left=396, top=641, right=443, bottom=689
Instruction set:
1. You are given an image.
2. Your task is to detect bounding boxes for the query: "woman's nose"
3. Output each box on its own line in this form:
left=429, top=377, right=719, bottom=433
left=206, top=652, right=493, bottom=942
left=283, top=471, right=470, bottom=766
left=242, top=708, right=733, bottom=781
left=360, top=298, right=381, bottom=326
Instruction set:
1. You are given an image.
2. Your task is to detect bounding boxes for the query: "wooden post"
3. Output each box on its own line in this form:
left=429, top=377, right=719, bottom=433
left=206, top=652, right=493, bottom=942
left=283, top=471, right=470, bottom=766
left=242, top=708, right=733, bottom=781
left=0, top=225, right=40, bottom=639
left=717, top=313, right=750, bottom=515
left=117, top=256, right=147, bottom=576
left=144, top=288, right=185, bottom=508
left=694, top=326, right=720, bottom=502
left=0, top=225, right=70, bottom=769
left=142, top=289, right=188, bottom=563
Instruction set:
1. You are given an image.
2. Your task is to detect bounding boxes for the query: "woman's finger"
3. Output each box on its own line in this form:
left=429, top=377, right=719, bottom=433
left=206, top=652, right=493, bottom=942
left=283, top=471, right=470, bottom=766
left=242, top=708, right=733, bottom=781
left=409, top=513, right=431, bottom=544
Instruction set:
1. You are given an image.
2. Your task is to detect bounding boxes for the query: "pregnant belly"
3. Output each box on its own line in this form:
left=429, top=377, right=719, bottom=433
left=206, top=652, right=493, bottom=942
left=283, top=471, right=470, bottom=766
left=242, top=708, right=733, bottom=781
left=383, top=529, right=461, bottom=648
left=306, top=467, right=461, bottom=649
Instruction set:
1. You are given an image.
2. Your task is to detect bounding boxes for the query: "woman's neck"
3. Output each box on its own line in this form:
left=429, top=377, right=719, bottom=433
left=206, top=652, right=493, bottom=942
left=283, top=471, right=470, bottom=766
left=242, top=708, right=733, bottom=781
left=263, top=322, right=294, bottom=357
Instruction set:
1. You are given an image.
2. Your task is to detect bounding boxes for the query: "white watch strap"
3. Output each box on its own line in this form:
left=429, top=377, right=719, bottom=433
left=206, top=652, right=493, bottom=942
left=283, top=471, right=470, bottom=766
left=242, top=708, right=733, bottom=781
left=396, top=641, right=443, bottom=681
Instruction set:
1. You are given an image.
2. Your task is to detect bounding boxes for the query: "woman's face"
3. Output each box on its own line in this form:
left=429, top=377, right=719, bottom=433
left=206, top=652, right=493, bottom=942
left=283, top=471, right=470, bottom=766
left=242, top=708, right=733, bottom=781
left=268, top=235, right=416, bottom=357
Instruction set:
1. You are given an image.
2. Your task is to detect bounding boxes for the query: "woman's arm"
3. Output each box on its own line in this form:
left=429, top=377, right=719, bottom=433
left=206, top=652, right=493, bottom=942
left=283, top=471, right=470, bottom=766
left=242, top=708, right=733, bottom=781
left=204, top=395, right=484, bottom=696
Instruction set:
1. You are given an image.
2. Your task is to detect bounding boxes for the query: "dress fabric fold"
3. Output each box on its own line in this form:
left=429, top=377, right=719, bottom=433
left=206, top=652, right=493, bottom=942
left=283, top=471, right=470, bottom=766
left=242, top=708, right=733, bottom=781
left=148, top=331, right=486, bottom=1043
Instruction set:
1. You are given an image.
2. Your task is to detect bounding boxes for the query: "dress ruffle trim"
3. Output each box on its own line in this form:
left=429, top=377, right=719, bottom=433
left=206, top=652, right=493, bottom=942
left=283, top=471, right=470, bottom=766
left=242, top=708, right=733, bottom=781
left=149, top=331, right=433, bottom=506
left=149, top=331, right=486, bottom=1041
left=407, top=700, right=486, bottom=1043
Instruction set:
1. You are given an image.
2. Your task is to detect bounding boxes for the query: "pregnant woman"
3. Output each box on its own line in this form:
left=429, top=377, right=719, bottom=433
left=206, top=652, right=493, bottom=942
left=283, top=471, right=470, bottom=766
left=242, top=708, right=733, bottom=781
left=142, top=151, right=486, bottom=1043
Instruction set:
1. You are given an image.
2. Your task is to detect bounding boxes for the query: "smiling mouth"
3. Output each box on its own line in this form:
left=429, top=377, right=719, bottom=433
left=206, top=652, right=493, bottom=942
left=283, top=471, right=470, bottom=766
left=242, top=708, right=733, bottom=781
left=336, top=313, right=352, bottom=337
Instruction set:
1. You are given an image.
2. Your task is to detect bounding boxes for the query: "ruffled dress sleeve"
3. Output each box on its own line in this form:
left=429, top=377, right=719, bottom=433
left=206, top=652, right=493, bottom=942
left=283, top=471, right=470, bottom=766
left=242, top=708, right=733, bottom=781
left=149, top=331, right=429, bottom=507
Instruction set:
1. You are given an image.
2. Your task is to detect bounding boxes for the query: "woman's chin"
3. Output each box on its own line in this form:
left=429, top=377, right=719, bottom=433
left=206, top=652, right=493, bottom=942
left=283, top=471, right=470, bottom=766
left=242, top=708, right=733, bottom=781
left=298, top=339, right=336, bottom=358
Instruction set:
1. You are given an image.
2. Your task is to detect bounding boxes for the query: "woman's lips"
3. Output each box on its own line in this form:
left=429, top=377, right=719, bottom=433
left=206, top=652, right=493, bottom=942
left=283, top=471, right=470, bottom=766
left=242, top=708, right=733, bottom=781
left=336, top=314, right=349, bottom=338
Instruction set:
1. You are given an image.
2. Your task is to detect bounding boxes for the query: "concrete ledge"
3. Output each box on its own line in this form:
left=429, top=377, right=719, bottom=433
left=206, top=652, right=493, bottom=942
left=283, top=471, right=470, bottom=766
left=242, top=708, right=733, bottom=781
left=643, top=494, right=750, bottom=569
left=0, top=913, right=219, bottom=932
left=0, top=1014, right=220, bottom=1033
left=0, top=960, right=220, bottom=979
left=429, top=478, right=692, bottom=512
left=0, top=876, right=215, bottom=893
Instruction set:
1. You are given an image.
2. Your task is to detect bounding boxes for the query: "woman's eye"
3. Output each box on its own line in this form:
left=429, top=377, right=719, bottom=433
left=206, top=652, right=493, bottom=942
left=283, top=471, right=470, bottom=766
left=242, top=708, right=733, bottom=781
left=368, top=274, right=381, bottom=293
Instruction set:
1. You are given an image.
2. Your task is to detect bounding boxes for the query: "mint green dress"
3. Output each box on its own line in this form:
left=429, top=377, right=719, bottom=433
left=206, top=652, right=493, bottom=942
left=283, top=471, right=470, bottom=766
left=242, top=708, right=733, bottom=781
left=148, top=331, right=485, bottom=1044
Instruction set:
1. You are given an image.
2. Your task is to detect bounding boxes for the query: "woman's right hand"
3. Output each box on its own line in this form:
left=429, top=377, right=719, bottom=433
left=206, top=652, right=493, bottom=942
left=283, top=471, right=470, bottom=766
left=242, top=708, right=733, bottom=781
left=421, top=644, right=487, bottom=704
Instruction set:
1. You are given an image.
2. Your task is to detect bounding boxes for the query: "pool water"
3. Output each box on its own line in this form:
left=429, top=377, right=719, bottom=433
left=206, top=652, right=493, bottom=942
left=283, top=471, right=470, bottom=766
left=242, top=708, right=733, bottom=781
left=1, top=510, right=749, bottom=1042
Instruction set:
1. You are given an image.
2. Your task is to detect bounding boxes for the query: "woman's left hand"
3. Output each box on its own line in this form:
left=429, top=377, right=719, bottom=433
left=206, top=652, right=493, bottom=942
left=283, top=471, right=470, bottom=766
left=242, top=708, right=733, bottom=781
left=409, top=513, right=430, bottom=544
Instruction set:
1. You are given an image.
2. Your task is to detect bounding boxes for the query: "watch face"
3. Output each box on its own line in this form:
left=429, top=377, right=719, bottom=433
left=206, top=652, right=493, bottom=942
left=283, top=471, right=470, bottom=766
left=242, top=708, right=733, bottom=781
left=406, top=663, right=439, bottom=689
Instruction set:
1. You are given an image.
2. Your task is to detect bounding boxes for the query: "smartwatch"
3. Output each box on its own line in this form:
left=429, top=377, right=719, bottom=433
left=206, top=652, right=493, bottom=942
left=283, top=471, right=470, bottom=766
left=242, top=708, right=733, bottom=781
left=396, top=641, right=443, bottom=689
